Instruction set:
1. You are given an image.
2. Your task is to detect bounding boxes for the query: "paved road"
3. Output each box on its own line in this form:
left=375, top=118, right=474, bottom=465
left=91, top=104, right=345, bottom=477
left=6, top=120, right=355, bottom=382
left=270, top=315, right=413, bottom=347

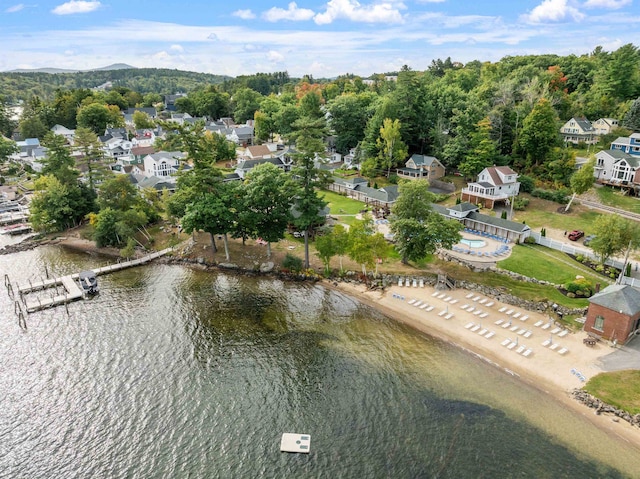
left=597, top=334, right=640, bottom=371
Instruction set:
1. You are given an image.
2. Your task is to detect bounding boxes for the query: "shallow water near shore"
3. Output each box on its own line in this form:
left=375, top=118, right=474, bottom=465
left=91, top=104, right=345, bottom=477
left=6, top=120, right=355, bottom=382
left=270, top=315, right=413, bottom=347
left=0, top=245, right=638, bottom=478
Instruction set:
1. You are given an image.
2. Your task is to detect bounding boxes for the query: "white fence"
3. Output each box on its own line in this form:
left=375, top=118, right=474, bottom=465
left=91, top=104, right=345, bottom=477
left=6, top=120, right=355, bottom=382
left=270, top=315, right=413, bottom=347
left=529, top=232, right=640, bottom=287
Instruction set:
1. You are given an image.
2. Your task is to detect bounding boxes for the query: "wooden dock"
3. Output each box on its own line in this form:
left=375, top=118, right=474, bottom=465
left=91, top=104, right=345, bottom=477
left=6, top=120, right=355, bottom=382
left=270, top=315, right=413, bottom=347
left=17, top=247, right=173, bottom=313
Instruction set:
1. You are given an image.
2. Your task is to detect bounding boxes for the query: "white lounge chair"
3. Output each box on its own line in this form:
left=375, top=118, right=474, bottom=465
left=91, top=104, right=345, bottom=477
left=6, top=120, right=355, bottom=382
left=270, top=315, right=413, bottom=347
left=541, top=323, right=551, bottom=330
left=520, top=315, right=529, bottom=321
left=523, top=349, right=533, bottom=357
left=510, top=325, right=519, bottom=332
left=413, top=301, right=423, bottom=307
left=449, top=299, right=458, bottom=305
left=408, top=299, right=416, bottom=305
left=517, top=328, right=526, bottom=335
left=478, top=328, right=488, bottom=336
left=523, top=331, right=532, bottom=338
left=479, top=312, right=489, bottom=318
left=470, top=325, right=480, bottom=332
left=461, top=304, right=469, bottom=310
left=438, top=309, right=447, bottom=317
left=534, top=320, right=544, bottom=327
left=419, top=279, right=424, bottom=288
left=419, top=303, right=428, bottom=309
left=513, top=312, right=521, bottom=319
left=479, top=298, right=488, bottom=305
left=444, top=313, right=454, bottom=320
left=465, top=322, right=475, bottom=329
left=485, top=301, right=494, bottom=307
left=425, top=306, right=434, bottom=312
left=473, top=310, right=482, bottom=316
left=444, top=296, right=452, bottom=302
left=466, top=293, right=474, bottom=299
left=432, top=291, right=439, bottom=297
left=516, top=345, right=526, bottom=354
left=558, top=330, right=568, bottom=337
left=498, top=307, right=507, bottom=313
left=542, top=339, right=551, bottom=347
left=484, top=331, right=495, bottom=339
left=558, top=347, right=569, bottom=355
left=472, top=296, right=481, bottom=302
left=507, top=342, right=518, bottom=350
left=501, top=338, right=511, bottom=346
left=549, top=343, right=560, bottom=351
left=495, top=319, right=504, bottom=325
left=501, top=322, right=511, bottom=329
left=505, top=309, right=514, bottom=316
left=551, top=327, right=561, bottom=334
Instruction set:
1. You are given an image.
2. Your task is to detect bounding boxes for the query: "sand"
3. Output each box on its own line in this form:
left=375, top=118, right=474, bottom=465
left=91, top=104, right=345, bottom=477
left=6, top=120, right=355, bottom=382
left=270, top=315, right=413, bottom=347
left=328, top=280, right=640, bottom=449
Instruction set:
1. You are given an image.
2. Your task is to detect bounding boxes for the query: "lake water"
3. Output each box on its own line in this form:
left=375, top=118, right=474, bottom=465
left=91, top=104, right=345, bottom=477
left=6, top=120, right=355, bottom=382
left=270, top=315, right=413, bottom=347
left=0, top=244, right=638, bottom=478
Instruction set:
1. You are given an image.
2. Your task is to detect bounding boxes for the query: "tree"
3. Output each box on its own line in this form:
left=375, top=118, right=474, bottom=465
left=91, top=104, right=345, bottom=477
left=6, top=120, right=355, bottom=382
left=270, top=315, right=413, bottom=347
left=133, top=110, right=155, bottom=129
left=347, top=216, right=376, bottom=276
left=376, top=118, right=408, bottom=177
left=518, top=98, right=559, bottom=168
left=74, top=126, right=109, bottom=191
left=623, top=97, right=640, bottom=132
left=565, top=157, right=595, bottom=211
left=0, top=136, right=17, bottom=164
left=315, top=234, right=337, bottom=275
left=41, top=133, right=79, bottom=185
left=289, top=114, right=329, bottom=268
left=97, top=175, right=139, bottom=211
left=19, top=115, right=48, bottom=139
left=390, top=180, right=462, bottom=263
left=330, top=223, right=349, bottom=272
left=590, top=215, right=640, bottom=265
left=243, top=162, right=297, bottom=257
left=459, top=117, right=497, bottom=178
left=327, top=92, right=376, bottom=153
left=232, top=87, right=263, bottom=124
left=77, top=103, right=123, bottom=135
left=180, top=182, right=239, bottom=261
left=29, top=175, right=75, bottom=233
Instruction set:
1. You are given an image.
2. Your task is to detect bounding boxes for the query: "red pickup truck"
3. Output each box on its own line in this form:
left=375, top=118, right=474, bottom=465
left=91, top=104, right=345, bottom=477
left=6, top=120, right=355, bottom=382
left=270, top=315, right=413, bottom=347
left=568, top=230, right=584, bottom=241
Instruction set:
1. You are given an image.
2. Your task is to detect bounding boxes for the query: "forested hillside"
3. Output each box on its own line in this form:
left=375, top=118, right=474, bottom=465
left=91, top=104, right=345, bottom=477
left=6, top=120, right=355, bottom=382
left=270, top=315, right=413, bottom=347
left=2, top=43, right=640, bottom=188
left=0, top=68, right=231, bottom=102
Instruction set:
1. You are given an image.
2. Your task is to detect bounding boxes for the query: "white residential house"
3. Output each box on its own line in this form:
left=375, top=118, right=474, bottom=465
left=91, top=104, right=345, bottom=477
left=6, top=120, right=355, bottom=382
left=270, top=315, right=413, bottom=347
left=244, top=144, right=274, bottom=159
left=594, top=150, right=640, bottom=186
left=560, top=117, right=596, bottom=145
left=101, top=136, right=133, bottom=160
left=169, top=112, right=193, bottom=125
left=593, top=118, right=619, bottom=137
left=142, top=151, right=186, bottom=178
left=461, top=166, right=520, bottom=209
left=122, top=107, right=157, bottom=127
left=50, top=124, right=76, bottom=143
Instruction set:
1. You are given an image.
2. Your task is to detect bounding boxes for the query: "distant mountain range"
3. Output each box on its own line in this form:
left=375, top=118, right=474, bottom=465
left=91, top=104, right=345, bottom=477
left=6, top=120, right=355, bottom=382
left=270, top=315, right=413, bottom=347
left=6, top=63, right=136, bottom=74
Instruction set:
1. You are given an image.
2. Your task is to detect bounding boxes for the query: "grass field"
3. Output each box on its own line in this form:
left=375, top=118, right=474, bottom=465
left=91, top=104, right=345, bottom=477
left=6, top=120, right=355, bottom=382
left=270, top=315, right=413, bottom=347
left=596, top=186, right=640, bottom=214
left=512, top=196, right=603, bottom=232
left=584, top=370, right=640, bottom=415
left=498, top=244, right=610, bottom=287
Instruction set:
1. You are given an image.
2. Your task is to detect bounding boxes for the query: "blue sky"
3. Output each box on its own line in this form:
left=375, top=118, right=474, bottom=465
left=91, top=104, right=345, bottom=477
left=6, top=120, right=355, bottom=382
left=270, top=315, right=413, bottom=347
left=1, top=0, right=639, bottom=77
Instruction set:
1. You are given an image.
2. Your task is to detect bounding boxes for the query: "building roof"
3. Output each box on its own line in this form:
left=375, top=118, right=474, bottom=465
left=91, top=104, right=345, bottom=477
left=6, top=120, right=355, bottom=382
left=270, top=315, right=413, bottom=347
left=449, top=203, right=479, bottom=213
left=354, top=184, right=400, bottom=203
left=408, top=154, right=440, bottom=167
left=431, top=202, right=530, bottom=233
left=132, top=146, right=156, bottom=156
left=589, top=284, right=640, bottom=317
left=598, top=149, right=640, bottom=166
left=571, top=117, right=594, bottom=132
left=246, top=144, right=272, bottom=158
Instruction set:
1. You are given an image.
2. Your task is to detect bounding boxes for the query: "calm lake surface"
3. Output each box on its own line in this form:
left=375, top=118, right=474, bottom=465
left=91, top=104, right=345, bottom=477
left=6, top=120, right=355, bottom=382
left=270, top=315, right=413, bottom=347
left=0, top=243, right=638, bottom=478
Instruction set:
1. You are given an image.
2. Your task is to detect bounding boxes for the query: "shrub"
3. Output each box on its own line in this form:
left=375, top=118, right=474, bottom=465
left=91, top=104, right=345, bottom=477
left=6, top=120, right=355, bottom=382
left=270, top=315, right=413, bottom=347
left=501, top=210, right=507, bottom=219
left=565, top=277, right=594, bottom=296
left=524, top=236, right=536, bottom=244
left=282, top=253, right=303, bottom=272
left=513, top=197, right=529, bottom=210
left=575, top=254, right=584, bottom=262
left=518, top=175, right=535, bottom=193
left=541, top=227, right=546, bottom=237
left=388, top=174, right=399, bottom=184
left=531, top=188, right=570, bottom=204
left=595, top=264, right=605, bottom=273
left=626, top=263, right=632, bottom=276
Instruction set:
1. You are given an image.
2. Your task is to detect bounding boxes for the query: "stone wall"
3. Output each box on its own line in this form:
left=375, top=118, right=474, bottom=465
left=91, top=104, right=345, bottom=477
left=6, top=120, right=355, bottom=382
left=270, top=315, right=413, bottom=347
left=572, top=389, right=640, bottom=428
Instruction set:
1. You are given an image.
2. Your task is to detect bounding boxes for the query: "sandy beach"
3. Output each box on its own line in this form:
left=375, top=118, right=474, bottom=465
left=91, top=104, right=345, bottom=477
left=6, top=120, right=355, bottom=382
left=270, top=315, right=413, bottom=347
left=329, top=279, right=640, bottom=449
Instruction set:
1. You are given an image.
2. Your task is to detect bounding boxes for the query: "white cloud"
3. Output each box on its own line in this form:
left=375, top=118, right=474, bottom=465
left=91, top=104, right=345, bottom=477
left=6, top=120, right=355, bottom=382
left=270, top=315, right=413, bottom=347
left=233, top=9, right=256, bottom=20
left=6, top=4, right=24, bottom=13
left=170, top=44, right=184, bottom=52
left=267, top=50, right=285, bottom=62
left=263, top=2, right=315, bottom=22
left=583, top=0, right=631, bottom=8
left=51, top=1, right=101, bottom=15
left=522, top=0, right=584, bottom=23
left=415, top=0, right=446, bottom=3
left=314, top=0, right=406, bottom=25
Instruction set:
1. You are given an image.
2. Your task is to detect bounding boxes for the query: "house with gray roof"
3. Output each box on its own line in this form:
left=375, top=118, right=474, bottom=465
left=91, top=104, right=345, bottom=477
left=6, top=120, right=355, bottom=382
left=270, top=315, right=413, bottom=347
left=560, top=117, right=596, bottom=145
left=430, top=202, right=531, bottom=243
left=595, top=149, right=640, bottom=187
left=584, top=284, right=640, bottom=344
left=327, top=176, right=399, bottom=206
left=610, top=132, right=640, bottom=157
left=397, top=154, right=445, bottom=181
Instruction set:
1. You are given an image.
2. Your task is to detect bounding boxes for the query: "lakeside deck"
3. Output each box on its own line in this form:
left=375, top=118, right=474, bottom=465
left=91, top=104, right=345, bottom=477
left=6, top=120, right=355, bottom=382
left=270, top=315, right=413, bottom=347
left=15, top=247, right=172, bottom=313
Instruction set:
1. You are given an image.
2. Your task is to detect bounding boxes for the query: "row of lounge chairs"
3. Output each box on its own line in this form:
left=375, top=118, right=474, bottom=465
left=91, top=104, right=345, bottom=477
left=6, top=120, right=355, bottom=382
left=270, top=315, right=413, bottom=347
left=398, top=278, right=425, bottom=288
left=464, top=321, right=495, bottom=339
left=571, top=369, right=586, bottom=382
left=500, top=337, right=534, bottom=357
left=464, top=228, right=510, bottom=243
left=541, top=338, right=569, bottom=355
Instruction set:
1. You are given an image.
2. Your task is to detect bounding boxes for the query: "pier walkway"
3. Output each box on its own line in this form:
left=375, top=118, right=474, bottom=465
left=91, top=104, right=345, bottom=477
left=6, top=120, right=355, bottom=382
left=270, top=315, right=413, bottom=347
left=16, top=247, right=172, bottom=313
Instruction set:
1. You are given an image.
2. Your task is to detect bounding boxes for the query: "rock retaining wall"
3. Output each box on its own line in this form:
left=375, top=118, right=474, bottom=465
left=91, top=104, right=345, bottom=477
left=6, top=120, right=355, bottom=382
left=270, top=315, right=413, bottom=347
left=572, top=389, right=640, bottom=428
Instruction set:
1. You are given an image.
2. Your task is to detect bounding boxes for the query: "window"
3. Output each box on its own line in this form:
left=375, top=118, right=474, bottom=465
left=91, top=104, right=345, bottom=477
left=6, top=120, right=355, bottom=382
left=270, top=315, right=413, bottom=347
left=594, top=315, right=605, bottom=331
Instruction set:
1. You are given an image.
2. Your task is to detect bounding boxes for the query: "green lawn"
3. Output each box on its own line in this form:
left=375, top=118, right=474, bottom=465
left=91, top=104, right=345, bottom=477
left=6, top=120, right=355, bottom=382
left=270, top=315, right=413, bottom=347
left=498, top=244, right=611, bottom=287
left=596, top=186, right=640, bottom=214
left=321, top=190, right=366, bottom=215
left=513, top=198, right=602, bottom=232
left=584, top=370, right=640, bottom=415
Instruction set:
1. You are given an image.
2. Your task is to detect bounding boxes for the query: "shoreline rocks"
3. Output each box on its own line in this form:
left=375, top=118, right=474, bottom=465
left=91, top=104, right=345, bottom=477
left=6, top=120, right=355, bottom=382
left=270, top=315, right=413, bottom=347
left=572, top=389, right=640, bottom=427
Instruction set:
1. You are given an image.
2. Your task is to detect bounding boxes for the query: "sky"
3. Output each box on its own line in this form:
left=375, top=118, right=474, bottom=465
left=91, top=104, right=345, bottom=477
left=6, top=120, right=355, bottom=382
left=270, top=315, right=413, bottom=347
left=0, top=0, right=639, bottom=77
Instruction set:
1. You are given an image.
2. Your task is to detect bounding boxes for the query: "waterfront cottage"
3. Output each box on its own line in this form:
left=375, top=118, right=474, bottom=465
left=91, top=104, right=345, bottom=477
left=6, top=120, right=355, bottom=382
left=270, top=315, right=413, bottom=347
left=461, top=166, right=520, bottom=209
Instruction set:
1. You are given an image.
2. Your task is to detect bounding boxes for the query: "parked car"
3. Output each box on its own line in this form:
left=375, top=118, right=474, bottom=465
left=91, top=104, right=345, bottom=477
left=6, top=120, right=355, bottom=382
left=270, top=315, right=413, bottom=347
left=583, top=234, right=596, bottom=246
left=568, top=230, right=584, bottom=241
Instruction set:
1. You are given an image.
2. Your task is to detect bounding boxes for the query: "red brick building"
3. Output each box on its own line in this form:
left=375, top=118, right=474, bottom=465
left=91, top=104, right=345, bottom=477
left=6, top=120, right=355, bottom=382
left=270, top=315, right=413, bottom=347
left=584, top=285, right=640, bottom=344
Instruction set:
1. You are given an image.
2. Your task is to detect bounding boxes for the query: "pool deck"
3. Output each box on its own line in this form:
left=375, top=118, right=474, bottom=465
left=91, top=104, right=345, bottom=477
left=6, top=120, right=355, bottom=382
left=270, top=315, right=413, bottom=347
left=449, top=234, right=513, bottom=263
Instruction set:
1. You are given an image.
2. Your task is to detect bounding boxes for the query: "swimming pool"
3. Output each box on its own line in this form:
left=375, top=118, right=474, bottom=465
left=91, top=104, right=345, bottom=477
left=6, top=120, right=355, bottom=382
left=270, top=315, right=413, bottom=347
left=460, top=238, right=486, bottom=248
